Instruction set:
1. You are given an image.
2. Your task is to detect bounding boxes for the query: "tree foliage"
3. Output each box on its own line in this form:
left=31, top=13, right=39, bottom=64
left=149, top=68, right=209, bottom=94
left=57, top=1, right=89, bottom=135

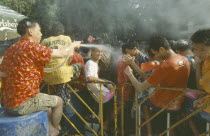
left=58, top=0, right=140, bottom=45
left=31, top=0, right=59, bottom=37
left=0, top=0, right=150, bottom=44
left=0, top=0, right=59, bottom=37
left=0, top=0, right=36, bottom=17
left=2, top=0, right=204, bottom=44
left=1, top=0, right=140, bottom=45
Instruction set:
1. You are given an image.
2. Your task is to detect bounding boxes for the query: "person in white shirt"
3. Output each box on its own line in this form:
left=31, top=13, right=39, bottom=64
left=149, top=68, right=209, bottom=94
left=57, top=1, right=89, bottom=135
left=85, top=47, right=114, bottom=133
left=85, top=47, right=114, bottom=103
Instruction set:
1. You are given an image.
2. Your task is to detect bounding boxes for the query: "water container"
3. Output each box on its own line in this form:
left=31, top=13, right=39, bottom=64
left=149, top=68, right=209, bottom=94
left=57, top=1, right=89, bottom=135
left=0, top=108, right=48, bottom=136
left=140, top=61, right=158, bottom=72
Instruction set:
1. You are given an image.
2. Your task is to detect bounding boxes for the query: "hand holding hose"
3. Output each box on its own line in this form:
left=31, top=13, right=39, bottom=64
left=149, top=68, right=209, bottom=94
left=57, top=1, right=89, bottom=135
left=62, top=41, right=81, bottom=56
left=71, top=41, right=81, bottom=50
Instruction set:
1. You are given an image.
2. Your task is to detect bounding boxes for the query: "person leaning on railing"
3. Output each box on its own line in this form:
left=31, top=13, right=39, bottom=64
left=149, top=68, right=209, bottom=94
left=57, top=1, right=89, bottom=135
left=124, top=35, right=190, bottom=135
left=124, top=35, right=190, bottom=111
left=85, top=47, right=115, bottom=134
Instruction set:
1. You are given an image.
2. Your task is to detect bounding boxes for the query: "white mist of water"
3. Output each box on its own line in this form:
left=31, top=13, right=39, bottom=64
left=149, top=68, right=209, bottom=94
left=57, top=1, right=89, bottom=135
left=81, top=44, right=112, bottom=52
left=135, top=0, right=210, bottom=39
left=57, top=0, right=210, bottom=40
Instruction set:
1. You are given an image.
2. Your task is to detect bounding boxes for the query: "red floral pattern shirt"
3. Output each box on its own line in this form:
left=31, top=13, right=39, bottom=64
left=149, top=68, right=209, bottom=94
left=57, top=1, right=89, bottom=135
left=0, top=37, right=52, bottom=109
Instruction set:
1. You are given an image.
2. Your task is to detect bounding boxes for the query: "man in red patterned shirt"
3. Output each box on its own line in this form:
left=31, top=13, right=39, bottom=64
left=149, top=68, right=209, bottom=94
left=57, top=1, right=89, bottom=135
left=0, top=18, right=80, bottom=136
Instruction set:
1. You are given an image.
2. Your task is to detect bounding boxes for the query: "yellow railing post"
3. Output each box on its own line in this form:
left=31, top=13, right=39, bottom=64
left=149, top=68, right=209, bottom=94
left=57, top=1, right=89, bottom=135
left=67, top=102, right=98, bottom=136
left=66, top=81, right=117, bottom=136
left=99, top=83, right=104, bottom=136
left=121, top=85, right=124, bottom=136
left=114, top=85, right=118, bottom=136
left=62, top=113, right=82, bottom=135
left=139, top=92, right=186, bottom=128
left=132, top=86, right=210, bottom=136
left=66, top=84, right=100, bottom=121
left=135, top=89, right=139, bottom=136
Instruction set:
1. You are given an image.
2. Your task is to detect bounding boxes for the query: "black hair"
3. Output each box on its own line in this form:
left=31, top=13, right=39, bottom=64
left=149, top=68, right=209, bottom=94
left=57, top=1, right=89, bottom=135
left=50, top=22, right=65, bottom=36
left=148, top=35, right=171, bottom=51
left=121, top=41, right=138, bottom=54
left=176, top=40, right=191, bottom=51
left=17, top=18, right=38, bottom=36
left=169, top=40, right=177, bottom=52
left=147, top=48, right=155, bottom=59
left=81, top=47, right=90, bottom=54
left=191, top=29, right=210, bottom=46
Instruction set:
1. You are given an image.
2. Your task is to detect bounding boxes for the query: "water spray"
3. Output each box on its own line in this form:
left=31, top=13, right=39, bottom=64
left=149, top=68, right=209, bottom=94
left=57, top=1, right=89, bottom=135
left=80, top=44, right=112, bottom=51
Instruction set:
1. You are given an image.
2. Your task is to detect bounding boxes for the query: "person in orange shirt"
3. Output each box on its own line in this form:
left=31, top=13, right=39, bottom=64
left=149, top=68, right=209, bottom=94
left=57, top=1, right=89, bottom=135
left=124, top=35, right=190, bottom=135
left=0, top=18, right=81, bottom=136
left=125, top=35, right=190, bottom=110
left=191, top=29, right=210, bottom=122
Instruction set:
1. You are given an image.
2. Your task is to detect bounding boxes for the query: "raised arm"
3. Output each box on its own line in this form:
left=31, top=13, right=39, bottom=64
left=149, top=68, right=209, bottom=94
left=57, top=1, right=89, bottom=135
left=51, top=41, right=81, bottom=59
left=123, top=54, right=147, bottom=79
left=124, top=66, right=152, bottom=92
left=86, top=76, right=107, bottom=82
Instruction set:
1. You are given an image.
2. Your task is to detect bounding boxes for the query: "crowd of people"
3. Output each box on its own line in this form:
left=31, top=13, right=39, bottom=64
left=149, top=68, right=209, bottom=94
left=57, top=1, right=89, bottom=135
left=0, top=18, right=210, bottom=136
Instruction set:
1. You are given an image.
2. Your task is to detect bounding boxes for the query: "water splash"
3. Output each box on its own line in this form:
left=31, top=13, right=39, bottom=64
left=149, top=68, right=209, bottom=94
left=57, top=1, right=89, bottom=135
left=81, top=43, right=122, bottom=68
left=81, top=44, right=112, bottom=52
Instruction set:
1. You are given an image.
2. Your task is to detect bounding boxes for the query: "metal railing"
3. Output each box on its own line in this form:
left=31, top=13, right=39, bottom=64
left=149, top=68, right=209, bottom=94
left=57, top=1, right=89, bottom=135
left=2, top=80, right=210, bottom=135
left=41, top=81, right=118, bottom=136
left=120, top=83, right=210, bottom=136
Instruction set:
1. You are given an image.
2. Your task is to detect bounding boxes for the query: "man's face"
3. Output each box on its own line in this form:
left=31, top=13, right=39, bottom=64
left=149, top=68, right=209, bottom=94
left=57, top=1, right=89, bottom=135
left=150, top=48, right=165, bottom=61
left=91, top=48, right=103, bottom=60
left=30, top=23, right=42, bottom=43
left=126, top=46, right=138, bottom=56
left=193, top=43, right=210, bottom=61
